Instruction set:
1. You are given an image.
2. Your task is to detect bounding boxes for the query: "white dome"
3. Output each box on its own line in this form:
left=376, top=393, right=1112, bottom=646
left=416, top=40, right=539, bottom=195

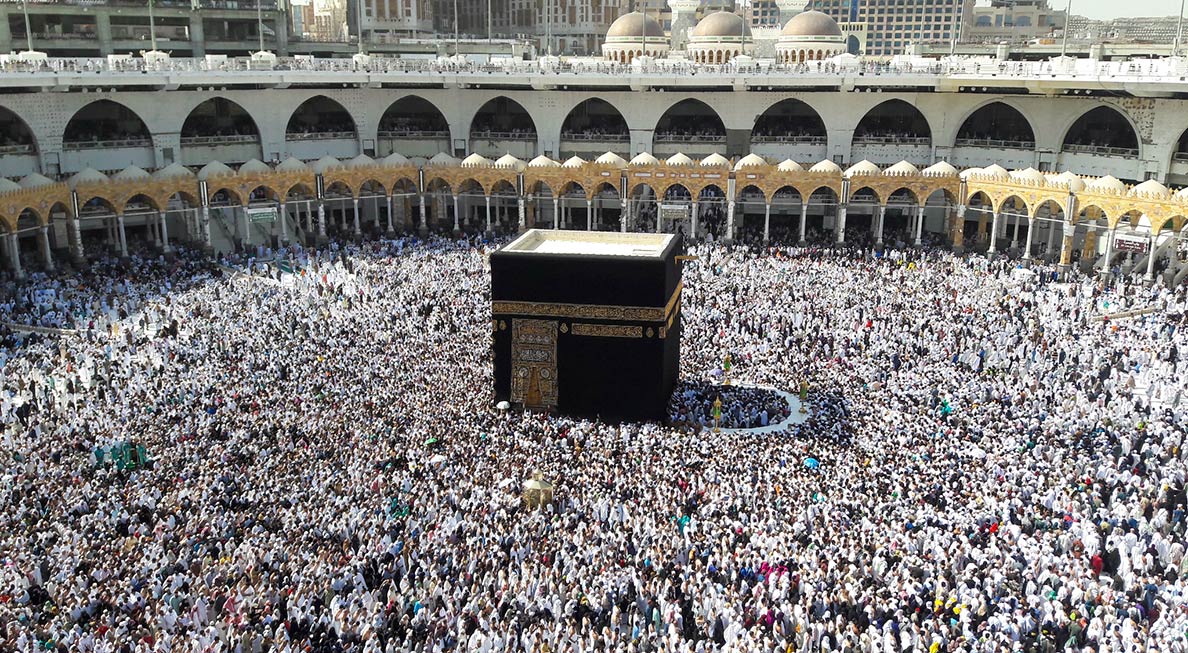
left=883, top=161, right=920, bottom=176
left=427, top=152, right=459, bottom=166
left=922, top=161, right=958, bottom=177
left=844, top=160, right=880, bottom=177
left=276, top=157, right=310, bottom=172
left=527, top=155, right=560, bottom=168
left=981, top=164, right=1009, bottom=179
left=312, top=156, right=345, bottom=173
left=1130, top=179, right=1170, bottom=198
left=782, top=10, right=843, bottom=37
left=959, top=167, right=984, bottom=180
left=562, top=155, right=586, bottom=168
left=19, top=173, right=54, bottom=188
left=68, top=167, right=109, bottom=189
left=495, top=153, right=526, bottom=170
left=346, top=154, right=376, bottom=168
left=460, top=153, right=493, bottom=168
left=700, top=153, right=730, bottom=167
left=734, top=153, right=767, bottom=170
left=606, top=11, right=665, bottom=39
left=692, top=11, right=752, bottom=39
left=238, top=159, right=272, bottom=175
left=595, top=152, right=627, bottom=167
left=1175, top=186, right=1188, bottom=200
left=113, top=165, right=151, bottom=181
left=153, top=162, right=195, bottom=180
left=630, top=152, right=660, bottom=166
left=777, top=159, right=804, bottom=172
left=1009, top=167, right=1045, bottom=184
left=1086, top=175, right=1126, bottom=193
left=0, top=178, right=21, bottom=193
left=809, top=159, right=841, bottom=173
left=382, top=152, right=410, bottom=166
left=666, top=153, right=694, bottom=166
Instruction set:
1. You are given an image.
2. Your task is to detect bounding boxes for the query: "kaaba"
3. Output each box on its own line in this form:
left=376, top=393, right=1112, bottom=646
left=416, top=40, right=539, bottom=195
left=491, top=229, right=683, bottom=422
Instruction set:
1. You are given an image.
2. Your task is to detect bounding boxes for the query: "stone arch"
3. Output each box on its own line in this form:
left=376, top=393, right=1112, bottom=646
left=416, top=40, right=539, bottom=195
left=0, top=105, right=40, bottom=157
left=1061, top=105, right=1140, bottom=155
left=63, top=99, right=154, bottom=148
left=995, top=194, right=1030, bottom=216
left=560, top=98, right=629, bottom=144
left=848, top=184, right=883, bottom=206
left=424, top=177, right=454, bottom=195
left=286, top=96, right=357, bottom=139
left=886, top=187, right=922, bottom=207
left=357, top=179, right=388, bottom=198
left=181, top=97, right=262, bottom=144
left=654, top=99, right=726, bottom=143
left=662, top=183, right=692, bottom=201
left=469, top=97, right=538, bottom=141
left=121, top=193, right=162, bottom=215
left=954, top=101, right=1036, bottom=148
left=852, top=99, right=931, bottom=147
left=378, top=96, right=450, bottom=138
left=751, top=99, right=827, bottom=145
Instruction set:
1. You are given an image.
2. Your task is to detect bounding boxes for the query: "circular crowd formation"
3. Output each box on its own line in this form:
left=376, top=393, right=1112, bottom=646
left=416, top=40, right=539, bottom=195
left=0, top=236, right=1186, bottom=653
left=667, top=383, right=792, bottom=431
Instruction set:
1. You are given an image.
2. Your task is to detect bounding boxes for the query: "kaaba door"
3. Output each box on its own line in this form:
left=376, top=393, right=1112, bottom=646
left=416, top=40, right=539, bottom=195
left=511, top=319, right=559, bottom=410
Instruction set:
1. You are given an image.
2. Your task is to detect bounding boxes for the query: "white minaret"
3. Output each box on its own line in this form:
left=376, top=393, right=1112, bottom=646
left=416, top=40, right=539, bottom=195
left=774, top=0, right=810, bottom=27
left=668, top=0, right=701, bottom=51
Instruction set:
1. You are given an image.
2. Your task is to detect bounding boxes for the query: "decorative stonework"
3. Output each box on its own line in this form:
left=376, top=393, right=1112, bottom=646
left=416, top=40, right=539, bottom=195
left=4, top=158, right=1187, bottom=239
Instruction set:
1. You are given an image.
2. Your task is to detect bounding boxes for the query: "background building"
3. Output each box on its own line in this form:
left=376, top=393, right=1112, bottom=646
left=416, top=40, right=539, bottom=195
left=965, top=0, right=1065, bottom=44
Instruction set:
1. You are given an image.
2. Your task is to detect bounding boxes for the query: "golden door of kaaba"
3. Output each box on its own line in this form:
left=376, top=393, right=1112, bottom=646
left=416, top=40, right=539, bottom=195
left=511, top=319, right=559, bottom=410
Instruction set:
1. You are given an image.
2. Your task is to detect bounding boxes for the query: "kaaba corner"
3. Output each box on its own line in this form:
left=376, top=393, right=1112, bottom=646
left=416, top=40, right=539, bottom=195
left=490, top=229, right=683, bottom=422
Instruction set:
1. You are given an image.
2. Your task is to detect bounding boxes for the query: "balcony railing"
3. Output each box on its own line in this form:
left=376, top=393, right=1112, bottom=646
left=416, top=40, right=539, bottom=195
left=181, top=134, right=259, bottom=146
left=63, top=137, right=152, bottom=150
left=654, top=134, right=727, bottom=144
left=954, top=137, right=1035, bottom=150
left=560, top=133, right=629, bottom=142
left=471, top=131, right=536, bottom=141
left=23, top=0, right=279, bottom=8
left=1062, top=143, right=1139, bottom=157
left=752, top=135, right=827, bottom=145
left=286, top=131, right=355, bottom=141
left=378, top=130, right=450, bottom=139
left=1, top=53, right=1185, bottom=82
left=0, top=144, right=35, bottom=155
left=1175, top=151, right=1188, bottom=162
left=852, top=135, right=930, bottom=146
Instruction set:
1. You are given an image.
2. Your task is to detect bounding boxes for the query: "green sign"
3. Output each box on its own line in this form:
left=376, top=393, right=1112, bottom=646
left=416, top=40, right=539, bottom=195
left=247, top=206, right=278, bottom=223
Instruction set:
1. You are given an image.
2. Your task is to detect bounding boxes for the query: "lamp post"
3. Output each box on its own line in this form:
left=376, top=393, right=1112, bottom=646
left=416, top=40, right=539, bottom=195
left=1175, top=0, right=1186, bottom=56
left=148, top=0, right=157, bottom=51
left=1060, top=0, right=1072, bottom=58
left=256, top=0, right=265, bottom=52
left=21, top=0, right=34, bottom=52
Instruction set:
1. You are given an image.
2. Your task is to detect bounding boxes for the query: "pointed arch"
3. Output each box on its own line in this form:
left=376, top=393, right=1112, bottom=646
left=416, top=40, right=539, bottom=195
left=379, top=96, right=449, bottom=137
left=955, top=102, right=1035, bottom=149
left=752, top=99, right=827, bottom=145
left=852, top=99, right=931, bottom=147
left=561, top=99, right=629, bottom=142
left=63, top=99, right=153, bottom=148
left=654, top=99, right=726, bottom=143
left=0, top=106, right=38, bottom=156
left=1061, top=106, right=1139, bottom=155
left=286, top=96, right=358, bottom=140
left=469, top=96, right=538, bottom=141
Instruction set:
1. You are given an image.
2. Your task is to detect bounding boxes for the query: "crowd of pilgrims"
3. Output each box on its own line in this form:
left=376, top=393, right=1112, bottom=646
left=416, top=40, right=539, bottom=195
left=1, top=228, right=1187, bottom=653
left=667, top=383, right=791, bottom=430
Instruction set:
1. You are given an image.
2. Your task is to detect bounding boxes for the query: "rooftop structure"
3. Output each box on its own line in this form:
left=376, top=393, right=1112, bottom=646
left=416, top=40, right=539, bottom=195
left=503, top=229, right=674, bottom=258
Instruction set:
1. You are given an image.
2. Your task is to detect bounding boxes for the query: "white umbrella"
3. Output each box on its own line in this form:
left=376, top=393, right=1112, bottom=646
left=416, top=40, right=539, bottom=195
left=496, top=401, right=511, bottom=411
left=428, top=454, right=447, bottom=465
